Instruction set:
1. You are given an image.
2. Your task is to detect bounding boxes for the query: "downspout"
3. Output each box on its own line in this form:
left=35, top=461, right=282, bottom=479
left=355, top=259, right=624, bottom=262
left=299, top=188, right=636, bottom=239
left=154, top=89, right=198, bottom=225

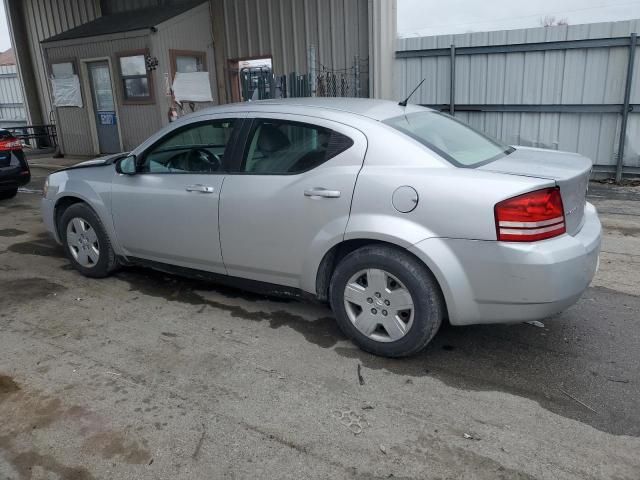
left=209, top=0, right=229, bottom=104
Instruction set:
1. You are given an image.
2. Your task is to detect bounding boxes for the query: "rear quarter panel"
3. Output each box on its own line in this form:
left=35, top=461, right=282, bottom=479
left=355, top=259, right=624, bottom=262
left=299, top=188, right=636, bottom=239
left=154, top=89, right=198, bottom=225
left=346, top=129, right=556, bottom=245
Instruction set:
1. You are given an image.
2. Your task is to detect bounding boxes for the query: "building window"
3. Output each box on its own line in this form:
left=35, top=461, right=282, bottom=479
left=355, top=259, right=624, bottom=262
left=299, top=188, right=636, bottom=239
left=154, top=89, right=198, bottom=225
left=170, top=50, right=206, bottom=77
left=117, top=51, right=153, bottom=103
left=51, top=61, right=75, bottom=78
left=228, top=56, right=273, bottom=102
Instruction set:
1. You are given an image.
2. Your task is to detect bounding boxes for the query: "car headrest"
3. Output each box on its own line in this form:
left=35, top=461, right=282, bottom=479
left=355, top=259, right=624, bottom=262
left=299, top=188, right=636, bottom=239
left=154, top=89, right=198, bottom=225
left=257, top=124, right=290, bottom=153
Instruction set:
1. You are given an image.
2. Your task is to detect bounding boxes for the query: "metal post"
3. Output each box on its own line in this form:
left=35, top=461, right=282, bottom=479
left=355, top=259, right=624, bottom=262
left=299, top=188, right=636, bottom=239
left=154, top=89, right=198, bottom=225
left=308, top=45, right=317, bottom=97
left=354, top=55, right=361, bottom=98
left=616, top=33, right=637, bottom=183
left=449, top=44, right=456, bottom=115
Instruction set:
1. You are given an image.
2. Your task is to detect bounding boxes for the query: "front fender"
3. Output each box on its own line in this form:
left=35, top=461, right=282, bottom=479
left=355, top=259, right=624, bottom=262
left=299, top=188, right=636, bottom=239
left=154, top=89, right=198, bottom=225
left=47, top=169, right=122, bottom=255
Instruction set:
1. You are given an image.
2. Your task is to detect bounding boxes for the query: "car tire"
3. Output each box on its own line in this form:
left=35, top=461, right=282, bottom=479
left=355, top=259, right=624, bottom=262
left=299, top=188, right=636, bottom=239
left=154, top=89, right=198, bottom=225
left=329, top=245, right=444, bottom=358
left=0, top=188, right=18, bottom=200
left=59, top=203, right=118, bottom=278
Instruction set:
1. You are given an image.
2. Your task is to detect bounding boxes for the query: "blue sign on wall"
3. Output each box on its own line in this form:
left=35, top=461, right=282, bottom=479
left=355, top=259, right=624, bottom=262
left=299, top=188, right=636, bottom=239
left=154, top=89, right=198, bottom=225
left=99, top=111, right=117, bottom=125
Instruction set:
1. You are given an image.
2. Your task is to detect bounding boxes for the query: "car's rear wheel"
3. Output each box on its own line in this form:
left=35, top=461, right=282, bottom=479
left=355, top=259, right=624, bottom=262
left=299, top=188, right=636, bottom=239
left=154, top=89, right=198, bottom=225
left=330, top=245, right=444, bottom=357
left=59, top=203, right=117, bottom=278
left=0, top=188, right=18, bottom=200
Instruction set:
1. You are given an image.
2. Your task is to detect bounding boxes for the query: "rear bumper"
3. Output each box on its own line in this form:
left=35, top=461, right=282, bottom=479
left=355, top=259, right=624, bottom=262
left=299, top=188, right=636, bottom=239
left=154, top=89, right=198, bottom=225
left=409, top=202, right=601, bottom=325
left=0, top=171, right=30, bottom=190
left=0, top=150, right=30, bottom=190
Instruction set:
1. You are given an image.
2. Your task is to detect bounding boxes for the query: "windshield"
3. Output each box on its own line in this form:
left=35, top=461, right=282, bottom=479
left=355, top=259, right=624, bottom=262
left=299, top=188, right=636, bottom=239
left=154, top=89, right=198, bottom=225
left=384, top=111, right=514, bottom=167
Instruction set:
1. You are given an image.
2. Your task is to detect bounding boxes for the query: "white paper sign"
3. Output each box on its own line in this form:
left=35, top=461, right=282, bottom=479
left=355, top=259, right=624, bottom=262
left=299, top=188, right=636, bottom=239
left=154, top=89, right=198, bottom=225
left=52, top=75, right=83, bottom=107
left=172, top=71, right=213, bottom=103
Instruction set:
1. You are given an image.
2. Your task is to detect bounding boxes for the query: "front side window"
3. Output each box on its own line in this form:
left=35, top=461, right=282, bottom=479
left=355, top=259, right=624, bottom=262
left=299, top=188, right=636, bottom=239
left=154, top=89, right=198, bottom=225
left=118, top=53, right=152, bottom=101
left=241, top=119, right=353, bottom=174
left=141, top=119, right=236, bottom=173
left=384, top=112, right=514, bottom=167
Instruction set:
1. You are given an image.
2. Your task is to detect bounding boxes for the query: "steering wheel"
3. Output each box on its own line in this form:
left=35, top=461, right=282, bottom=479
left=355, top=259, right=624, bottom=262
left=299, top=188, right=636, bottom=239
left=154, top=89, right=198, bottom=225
left=187, top=148, right=222, bottom=172
left=165, top=151, right=189, bottom=171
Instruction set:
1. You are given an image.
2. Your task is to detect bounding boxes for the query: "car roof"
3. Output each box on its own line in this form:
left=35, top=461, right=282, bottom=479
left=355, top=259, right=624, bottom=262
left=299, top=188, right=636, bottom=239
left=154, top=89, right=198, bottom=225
left=194, top=98, right=429, bottom=121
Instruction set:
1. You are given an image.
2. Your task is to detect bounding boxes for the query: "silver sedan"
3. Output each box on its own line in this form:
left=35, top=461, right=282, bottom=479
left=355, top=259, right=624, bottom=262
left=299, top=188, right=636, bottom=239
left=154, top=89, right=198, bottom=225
left=41, top=98, right=601, bottom=357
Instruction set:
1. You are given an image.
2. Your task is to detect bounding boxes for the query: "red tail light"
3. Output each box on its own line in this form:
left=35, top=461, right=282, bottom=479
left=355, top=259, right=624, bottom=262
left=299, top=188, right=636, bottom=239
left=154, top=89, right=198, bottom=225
left=495, top=187, right=566, bottom=242
left=0, top=137, right=22, bottom=151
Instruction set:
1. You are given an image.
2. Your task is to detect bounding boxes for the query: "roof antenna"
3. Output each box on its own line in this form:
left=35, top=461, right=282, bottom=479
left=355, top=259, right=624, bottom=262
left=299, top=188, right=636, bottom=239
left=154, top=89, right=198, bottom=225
left=399, top=78, right=425, bottom=107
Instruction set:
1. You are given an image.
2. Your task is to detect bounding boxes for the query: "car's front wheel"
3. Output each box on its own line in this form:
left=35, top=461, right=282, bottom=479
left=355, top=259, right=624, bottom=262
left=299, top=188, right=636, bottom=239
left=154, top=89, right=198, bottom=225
left=330, top=245, right=444, bottom=358
left=59, top=203, right=118, bottom=278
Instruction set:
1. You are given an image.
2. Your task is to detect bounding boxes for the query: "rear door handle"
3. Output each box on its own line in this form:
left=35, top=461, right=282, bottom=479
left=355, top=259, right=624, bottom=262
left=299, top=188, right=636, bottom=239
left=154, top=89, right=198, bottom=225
left=304, top=188, right=341, bottom=198
left=185, top=184, right=215, bottom=193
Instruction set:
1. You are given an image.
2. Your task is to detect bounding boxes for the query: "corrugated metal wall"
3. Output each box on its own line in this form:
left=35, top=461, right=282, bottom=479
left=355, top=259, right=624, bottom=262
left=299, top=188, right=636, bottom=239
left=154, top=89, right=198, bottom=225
left=212, top=0, right=369, bottom=100
left=46, top=34, right=162, bottom=155
left=102, top=0, right=194, bottom=15
left=369, top=0, right=396, bottom=99
left=0, top=64, right=26, bottom=127
left=151, top=1, right=218, bottom=126
left=395, top=20, right=640, bottom=170
left=20, top=0, right=101, bottom=124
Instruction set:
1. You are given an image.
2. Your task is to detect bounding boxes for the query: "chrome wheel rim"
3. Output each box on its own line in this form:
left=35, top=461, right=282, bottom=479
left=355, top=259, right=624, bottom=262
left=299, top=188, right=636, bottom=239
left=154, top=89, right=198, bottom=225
left=66, top=217, right=100, bottom=268
left=343, top=268, right=415, bottom=343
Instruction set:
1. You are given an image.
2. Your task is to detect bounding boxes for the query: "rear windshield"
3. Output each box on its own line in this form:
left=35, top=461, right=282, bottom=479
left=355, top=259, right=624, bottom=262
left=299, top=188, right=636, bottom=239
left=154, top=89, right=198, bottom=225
left=384, top=111, right=514, bottom=167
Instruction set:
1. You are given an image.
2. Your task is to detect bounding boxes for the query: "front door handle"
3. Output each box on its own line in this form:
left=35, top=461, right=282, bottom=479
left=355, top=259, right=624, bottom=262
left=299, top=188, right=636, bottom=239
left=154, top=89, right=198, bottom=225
left=304, top=188, right=341, bottom=199
left=185, top=184, right=215, bottom=193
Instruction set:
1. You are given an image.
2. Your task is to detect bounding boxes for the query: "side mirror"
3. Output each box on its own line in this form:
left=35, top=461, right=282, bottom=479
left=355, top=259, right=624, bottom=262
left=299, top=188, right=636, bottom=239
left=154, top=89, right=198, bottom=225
left=115, top=155, right=137, bottom=175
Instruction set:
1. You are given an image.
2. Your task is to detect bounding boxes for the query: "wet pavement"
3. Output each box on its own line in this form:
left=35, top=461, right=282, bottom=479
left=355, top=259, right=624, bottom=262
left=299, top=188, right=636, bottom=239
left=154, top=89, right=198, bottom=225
left=0, top=164, right=639, bottom=479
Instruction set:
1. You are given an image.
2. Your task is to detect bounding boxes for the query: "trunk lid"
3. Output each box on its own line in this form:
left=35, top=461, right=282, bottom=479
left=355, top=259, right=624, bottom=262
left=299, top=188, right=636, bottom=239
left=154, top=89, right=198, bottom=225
left=479, top=146, right=592, bottom=235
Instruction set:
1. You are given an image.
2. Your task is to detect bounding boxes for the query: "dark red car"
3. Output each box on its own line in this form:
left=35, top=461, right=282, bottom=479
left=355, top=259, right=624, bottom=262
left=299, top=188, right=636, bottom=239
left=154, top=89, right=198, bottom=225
left=0, top=129, right=30, bottom=199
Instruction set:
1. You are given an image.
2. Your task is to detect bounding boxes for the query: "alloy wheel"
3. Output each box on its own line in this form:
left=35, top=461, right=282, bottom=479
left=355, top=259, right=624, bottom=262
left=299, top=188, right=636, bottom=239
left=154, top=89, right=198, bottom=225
left=66, top=217, right=100, bottom=268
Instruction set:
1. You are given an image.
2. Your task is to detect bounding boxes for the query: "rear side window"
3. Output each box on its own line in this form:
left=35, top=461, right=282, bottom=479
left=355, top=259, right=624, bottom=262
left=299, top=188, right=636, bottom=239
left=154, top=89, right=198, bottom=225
left=240, top=119, right=354, bottom=174
left=384, top=111, right=514, bottom=167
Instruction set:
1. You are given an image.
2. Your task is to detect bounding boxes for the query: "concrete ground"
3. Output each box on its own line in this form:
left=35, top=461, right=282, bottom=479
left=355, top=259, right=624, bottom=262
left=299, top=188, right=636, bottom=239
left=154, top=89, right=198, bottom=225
left=1, top=159, right=639, bottom=479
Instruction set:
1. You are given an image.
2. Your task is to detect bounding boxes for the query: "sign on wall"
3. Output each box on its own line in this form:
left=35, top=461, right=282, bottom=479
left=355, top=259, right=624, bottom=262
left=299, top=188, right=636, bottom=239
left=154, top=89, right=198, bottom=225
left=172, top=72, right=213, bottom=103
left=52, top=75, right=82, bottom=107
left=98, top=111, right=117, bottom=125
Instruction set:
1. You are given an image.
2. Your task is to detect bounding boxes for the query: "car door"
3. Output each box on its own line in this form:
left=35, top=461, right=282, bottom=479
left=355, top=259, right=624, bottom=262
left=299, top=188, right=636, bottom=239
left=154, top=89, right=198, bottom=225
left=219, top=113, right=367, bottom=290
left=111, top=116, right=241, bottom=272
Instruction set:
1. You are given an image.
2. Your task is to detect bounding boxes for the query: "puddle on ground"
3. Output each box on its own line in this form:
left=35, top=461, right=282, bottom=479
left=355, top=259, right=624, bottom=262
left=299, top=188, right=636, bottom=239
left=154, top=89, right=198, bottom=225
left=0, top=228, right=26, bottom=237
left=117, top=267, right=293, bottom=304
left=7, top=234, right=65, bottom=258
left=0, top=203, right=35, bottom=211
left=0, top=277, right=66, bottom=306
left=119, top=268, right=344, bottom=349
left=0, top=378, right=149, bottom=479
left=0, top=374, right=20, bottom=396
